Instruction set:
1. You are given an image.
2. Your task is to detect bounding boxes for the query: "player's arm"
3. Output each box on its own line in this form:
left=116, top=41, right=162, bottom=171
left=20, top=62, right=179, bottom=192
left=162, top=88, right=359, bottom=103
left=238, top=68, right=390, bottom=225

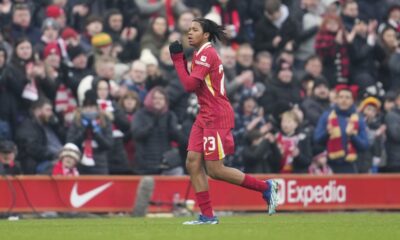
left=169, top=41, right=201, bottom=92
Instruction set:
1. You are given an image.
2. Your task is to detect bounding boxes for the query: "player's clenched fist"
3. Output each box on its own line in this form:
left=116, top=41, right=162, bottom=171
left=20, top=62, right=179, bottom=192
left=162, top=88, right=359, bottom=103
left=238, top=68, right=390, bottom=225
left=169, top=41, right=183, bottom=54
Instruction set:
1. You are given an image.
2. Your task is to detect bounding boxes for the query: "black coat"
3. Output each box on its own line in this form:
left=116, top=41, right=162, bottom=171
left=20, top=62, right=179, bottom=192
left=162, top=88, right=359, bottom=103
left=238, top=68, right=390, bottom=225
left=301, top=97, right=331, bottom=127
left=107, top=103, right=132, bottom=174
left=254, top=15, right=298, bottom=55
left=15, top=118, right=62, bottom=174
left=258, top=78, right=302, bottom=115
left=131, top=109, right=183, bottom=174
left=242, top=139, right=281, bottom=173
left=1, top=57, right=31, bottom=121
left=385, top=107, right=400, bottom=168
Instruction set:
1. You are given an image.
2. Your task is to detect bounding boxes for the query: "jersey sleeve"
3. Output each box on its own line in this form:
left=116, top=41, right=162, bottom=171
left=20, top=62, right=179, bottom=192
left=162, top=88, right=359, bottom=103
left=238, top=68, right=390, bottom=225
left=191, top=50, right=214, bottom=81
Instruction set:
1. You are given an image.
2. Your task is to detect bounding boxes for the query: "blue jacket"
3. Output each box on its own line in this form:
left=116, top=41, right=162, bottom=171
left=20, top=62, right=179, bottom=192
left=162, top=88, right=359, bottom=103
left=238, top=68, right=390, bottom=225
left=314, top=105, right=369, bottom=162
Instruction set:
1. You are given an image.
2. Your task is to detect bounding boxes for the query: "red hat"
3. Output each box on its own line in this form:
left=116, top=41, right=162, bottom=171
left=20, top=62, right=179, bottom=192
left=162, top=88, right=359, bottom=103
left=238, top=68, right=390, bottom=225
left=335, top=84, right=359, bottom=100
left=61, top=27, right=79, bottom=40
left=46, top=5, right=65, bottom=18
left=43, top=42, right=61, bottom=59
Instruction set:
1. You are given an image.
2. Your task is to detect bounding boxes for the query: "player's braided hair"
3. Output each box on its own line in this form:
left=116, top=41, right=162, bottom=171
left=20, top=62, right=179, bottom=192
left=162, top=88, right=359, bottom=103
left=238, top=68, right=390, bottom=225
left=193, top=18, right=228, bottom=44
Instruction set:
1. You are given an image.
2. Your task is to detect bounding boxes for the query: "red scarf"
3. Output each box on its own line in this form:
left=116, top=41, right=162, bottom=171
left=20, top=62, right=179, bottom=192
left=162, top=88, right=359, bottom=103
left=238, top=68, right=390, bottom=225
left=276, top=132, right=299, bottom=173
left=83, top=129, right=94, bottom=163
left=55, top=84, right=77, bottom=125
left=327, top=110, right=358, bottom=161
left=52, top=160, right=79, bottom=176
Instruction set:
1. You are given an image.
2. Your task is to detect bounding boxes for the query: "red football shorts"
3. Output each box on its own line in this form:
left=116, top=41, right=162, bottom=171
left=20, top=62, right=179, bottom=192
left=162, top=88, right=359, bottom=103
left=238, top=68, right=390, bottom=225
left=187, top=124, right=235, bottom=160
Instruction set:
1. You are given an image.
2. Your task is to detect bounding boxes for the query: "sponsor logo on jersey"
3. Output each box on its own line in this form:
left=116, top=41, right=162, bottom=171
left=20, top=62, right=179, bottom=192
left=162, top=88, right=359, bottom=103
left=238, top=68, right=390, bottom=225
left=195, top=60, right=210, bottom=68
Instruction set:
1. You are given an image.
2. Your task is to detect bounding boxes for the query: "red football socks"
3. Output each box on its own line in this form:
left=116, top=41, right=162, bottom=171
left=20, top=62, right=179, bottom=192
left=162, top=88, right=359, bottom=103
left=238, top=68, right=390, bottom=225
left=240, top=174, right=268, bottom=192
left=195, top=191, right=214, bottom=218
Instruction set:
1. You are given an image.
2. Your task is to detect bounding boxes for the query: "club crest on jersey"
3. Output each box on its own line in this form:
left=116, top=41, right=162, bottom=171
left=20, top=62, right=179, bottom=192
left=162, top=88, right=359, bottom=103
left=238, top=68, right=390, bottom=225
left=200, top=55, right=207, bottom=62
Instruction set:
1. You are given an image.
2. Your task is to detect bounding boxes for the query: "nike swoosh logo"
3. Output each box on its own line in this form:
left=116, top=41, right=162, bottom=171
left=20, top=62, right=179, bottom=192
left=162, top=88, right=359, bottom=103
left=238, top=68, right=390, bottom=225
left=204, top=152, right=214, bottom=156
left=70, top=182, right=113, bottom=208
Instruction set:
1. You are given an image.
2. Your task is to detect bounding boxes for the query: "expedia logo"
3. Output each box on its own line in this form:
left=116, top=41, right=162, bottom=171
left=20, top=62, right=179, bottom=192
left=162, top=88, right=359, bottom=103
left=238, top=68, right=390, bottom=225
left=275, top=179, right=347, bottom=207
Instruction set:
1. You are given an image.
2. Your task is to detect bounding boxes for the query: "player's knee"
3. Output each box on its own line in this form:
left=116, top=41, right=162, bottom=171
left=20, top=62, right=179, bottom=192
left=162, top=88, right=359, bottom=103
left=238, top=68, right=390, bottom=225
left=185, top=155, right=201, bottom=173
left=206, top=166, right=222, bottom=180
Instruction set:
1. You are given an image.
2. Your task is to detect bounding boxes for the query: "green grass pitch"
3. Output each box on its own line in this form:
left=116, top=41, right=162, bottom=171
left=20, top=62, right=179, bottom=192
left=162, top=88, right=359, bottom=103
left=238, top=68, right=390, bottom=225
left=1, top=213, right=400, bottom=240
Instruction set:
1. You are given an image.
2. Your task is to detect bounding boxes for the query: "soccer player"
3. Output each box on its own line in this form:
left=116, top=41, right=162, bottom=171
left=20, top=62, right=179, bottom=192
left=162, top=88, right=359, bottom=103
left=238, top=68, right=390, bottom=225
left=169, top=18, right=278, bottom=225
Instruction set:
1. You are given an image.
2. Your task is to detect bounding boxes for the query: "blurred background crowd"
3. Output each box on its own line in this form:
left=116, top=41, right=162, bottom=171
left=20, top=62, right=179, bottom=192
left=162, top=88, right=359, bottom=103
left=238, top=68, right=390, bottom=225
left=1, top=0, right=400, bottom=176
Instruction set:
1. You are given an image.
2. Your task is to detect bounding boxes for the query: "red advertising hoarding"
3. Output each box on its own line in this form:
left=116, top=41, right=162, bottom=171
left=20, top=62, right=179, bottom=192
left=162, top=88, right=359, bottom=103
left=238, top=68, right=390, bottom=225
left=1, top=175, right=399, bottom=213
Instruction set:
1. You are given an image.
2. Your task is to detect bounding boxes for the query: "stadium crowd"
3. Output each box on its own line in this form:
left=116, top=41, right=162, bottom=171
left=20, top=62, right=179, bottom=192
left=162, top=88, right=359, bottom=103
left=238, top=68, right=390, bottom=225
left=0, top=0, right=400, bottom=176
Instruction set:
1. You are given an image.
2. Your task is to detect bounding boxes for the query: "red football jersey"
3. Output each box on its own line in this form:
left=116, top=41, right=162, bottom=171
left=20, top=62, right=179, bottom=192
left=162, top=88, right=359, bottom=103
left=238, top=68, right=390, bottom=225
left=190, top=42, right=234, bottom=129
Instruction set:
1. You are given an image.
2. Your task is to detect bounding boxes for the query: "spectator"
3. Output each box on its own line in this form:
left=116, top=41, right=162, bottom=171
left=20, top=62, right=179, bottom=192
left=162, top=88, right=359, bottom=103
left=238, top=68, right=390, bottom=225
left=1, top=38, right=39, bottom=126
left=376, top=26, right=398, bottom=90
left=308, top=151, right=333, bottom=175
left=52, top=143, right=81, bottom=176
left=119, top=90, right=141, bottom=172
left=0, top=0, right=13, bottom=30
left=388, top=38, right=400, bottom=91
left=15, top=98, right=64, bottom=174
left=347, top=19, right=379, bottom=91
left=35, top=18, right=61, bottom=58
left=0, top=140, right=21, bottom=175
left=302, top=55, right=324, bottom=79
left=140, top=49, right=166, bottom=89
left=301, top=78, right=331, bottom=126
left=314, top=85, right=369, bottom=173
left=103, top=9, right=124, bottom=42
left=39, top=42, right=78, bottom=127
left=7, top=3, right=41, bottom=45
left=176, top=10, right=195, bottom=49
left=295, top=0, right=324, bottom=63
left=276, top=110, right=312, bottom=173
left=67, top=0, right=91, bottom=32
left=122, top=60, right=148, bottom=102
left=383, top=91, right=397, bottom=113
left=259, top=61, right=302, bottom=115
left=358, top=96, right=385, bottom=173
left=235, top=43, right=254, bottom=74
left=0, top=45, right=14, bottom=140
left=135, top=0, right=188, bottom=30
left=67, top=90, right=113, bottom=175
left=91, top=32, right=113, bottom=60
left=254, top=0, right=298, bottom=55
left=131, top=87, right=184, bottom=175
left=253, top=51, right=273, bottom=85
left=340, top=0, right=359, bottom=32
left=46, top=4, right=67, bottom=29
left=140, top=16, right=169, bottom=57
left=220, top=46, right=253, bottom=103
left=315, top=14, right=350, bottom=87
left=94, top=79, right=131, bottom=175
left=103, top=9, right=140, bottom=63
left=207, top=0, right=241, bottom=45
left=81, top=15, right=103, bottom=49
left=231, top=96, right=267, bottom=169
left=61, top=26, right=91, bottom=53
left=378, top=5, right=400, bottom=35
left=220, top=46, right=237, bottom=83
left=77, top=55, right=117, bottom=105
left=242, top=128, right=281, bottom=173
left=65, top=44, right=92, bottom=97
left=383, top=90, right=400, bottom=172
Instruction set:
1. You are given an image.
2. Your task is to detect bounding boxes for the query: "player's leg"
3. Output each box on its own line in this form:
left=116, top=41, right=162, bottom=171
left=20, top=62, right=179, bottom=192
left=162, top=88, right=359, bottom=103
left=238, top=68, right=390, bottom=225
left=186, top=151, right=208, bottom=192
left=204, top=129, right=279, bottom=215
left=183, top=125, right=218, bottom=224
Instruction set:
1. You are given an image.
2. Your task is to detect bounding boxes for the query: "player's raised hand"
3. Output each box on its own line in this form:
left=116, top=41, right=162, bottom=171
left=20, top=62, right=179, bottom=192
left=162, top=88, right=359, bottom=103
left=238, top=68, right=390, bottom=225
left=169, top=41, right=183, bottom=54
